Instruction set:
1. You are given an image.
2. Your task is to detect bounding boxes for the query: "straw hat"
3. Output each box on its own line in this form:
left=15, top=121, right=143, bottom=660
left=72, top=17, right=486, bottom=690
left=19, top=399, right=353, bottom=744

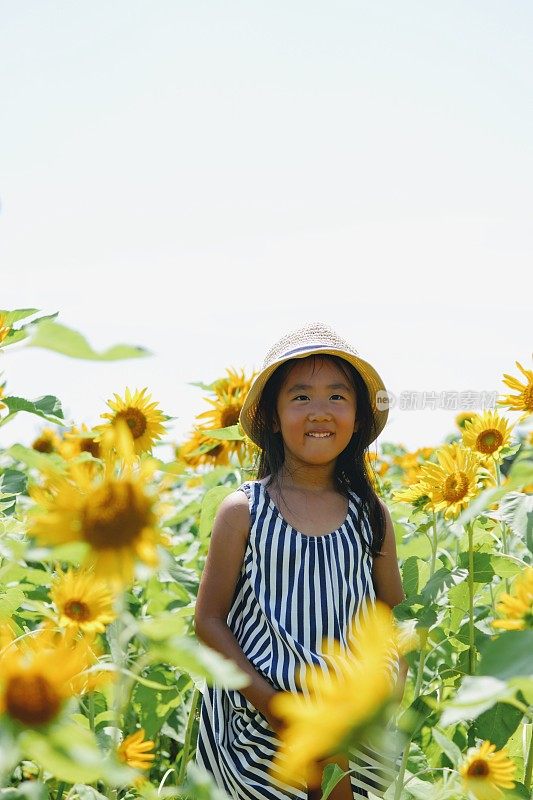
left=239, top=322, right=390, bottom=448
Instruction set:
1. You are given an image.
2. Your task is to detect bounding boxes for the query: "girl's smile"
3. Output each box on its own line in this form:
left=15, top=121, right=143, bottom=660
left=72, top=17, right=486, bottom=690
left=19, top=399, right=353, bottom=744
left=274, top=357, right=357, bottom=468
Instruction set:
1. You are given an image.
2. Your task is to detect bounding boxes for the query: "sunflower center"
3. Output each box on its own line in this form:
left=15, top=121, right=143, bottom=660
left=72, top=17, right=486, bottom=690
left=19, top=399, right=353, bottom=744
left=476, top=429, right=503, bottom=454
left=524, top=384, right=533, bottom=411
left=114, top=408, right=147, bottom=439
left=33, top=438, right=55, bottom=454
left=5, top=673, right=62, bottom=726
left=443, top=471, right=469, bottom=502
left=64, top=599, right=92, bottom=621
left=81, top=480, right=151, bottom=550
left=466, top=758, right=491, bottom=777
left=220, top=404, right=241, bottom=428
left=81, top=438, right=100, bottom=458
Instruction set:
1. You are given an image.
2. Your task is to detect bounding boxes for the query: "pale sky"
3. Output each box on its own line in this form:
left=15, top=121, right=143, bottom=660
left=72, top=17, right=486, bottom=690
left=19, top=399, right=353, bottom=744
left=1, top=1, right=532, bottom=455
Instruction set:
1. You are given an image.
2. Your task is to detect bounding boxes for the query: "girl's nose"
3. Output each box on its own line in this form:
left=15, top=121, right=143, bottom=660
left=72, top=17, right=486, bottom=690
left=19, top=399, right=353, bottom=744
left=307, top=404, right=332, bottom=421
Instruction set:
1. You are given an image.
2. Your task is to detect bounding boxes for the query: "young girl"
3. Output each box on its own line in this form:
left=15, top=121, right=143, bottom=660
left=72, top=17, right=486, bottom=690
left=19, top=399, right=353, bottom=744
left=194, top=323, right=406, bottom=800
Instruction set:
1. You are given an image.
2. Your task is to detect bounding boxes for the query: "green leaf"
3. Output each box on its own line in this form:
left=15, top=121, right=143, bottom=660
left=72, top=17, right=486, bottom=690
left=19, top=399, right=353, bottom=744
left=25, top=320, right=150, bottom=361
left=321, top=763, right=349, bottom=799
left=199, top=485, right=235, bottom=541
left=490, top=554, right=526, bottom=579
left=0, top=307, right=40, bottom=325
left=19, top=724, right=134, bottom=785
left=202, top=425, right=245, bottom=441
left=439, top=676, right=512, bottom=727
left=148, top=637, right=250, bottom=689
left=4, top=444, right=66, bottom=474
left=478, top=630, right=533, bottom=680
left=499, top=492, right=533, bottom=543
left=419, top=566, right=468, bottom=603
left=138, top=612, right=188, bottom=640
left=0, top=469, right=27, bottom=495
left=457, top=552, right=495, bottom=584
left=0, top=395, right=65, bottom=429
left=0, top=782, right=49, bottom=800
left=431, top=728, right=462, bottom=766
left=474, top=699, right=525, bottom=748
left=402, top=557, right=420, bottom=598
left=0, top=587, right=26, bottom=619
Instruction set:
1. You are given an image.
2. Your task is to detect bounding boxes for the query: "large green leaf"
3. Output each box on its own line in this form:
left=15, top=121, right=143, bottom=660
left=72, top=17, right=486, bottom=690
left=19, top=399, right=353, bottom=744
left=148, top=636, right=250, bottom=689
left=25, top=320, right=150, bottom=361
left=499, top=492, right=533, bottom=549
left=439, top=676, right=512, bottom=727
left=457, top=552, right=495, bottom=584
left=474, top=699, right=525, bottom=748
left=199, top=485, right=235, bottom=541
left=490, top=554, right=526, bottom=579
left=203, top=425, right=245, bottom=441
left=478, top=630, right=533, bottom=680
left=20, top=724, right=134, bottom=785
left=0, top=587, right=26, bottom=619
left=4, top=444, right=66, bottom=473
left=0, top=395, right=65, bottom=429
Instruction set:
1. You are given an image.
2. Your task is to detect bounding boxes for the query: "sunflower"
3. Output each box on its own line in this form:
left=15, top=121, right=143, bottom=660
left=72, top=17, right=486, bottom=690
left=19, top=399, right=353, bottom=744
left=29, top=421, right=168, bottom=586
left=117, top=728, right=155, bottom=774
left=191, top=367, right=257, bottom=464
left=456, top=411, right=477, bottom=430
left=498, top=361, right=533, bottom=422
left=269, top=601, right=397, bottom=789
left=59, top=423, right=101, bottom=461
left=177, top=428, right=230, bottom=468
left=196, top=367, right=256, bottom=430
left=32, top=428, right=62, bottom=454
left=0, top=629, right=89, bottom=727
left=0, top=314, right=11, bottom=346
left=50, top=566, right=116, bottom=634
left=392, top=479, right=430, bottom=505
left=493, top=567, right=533, bottom=631
left=416, top=441, right=486, bottom=520
left=95, top=387, right=167, bottom=455
left=462, top=411, right=514, bottom=462
left=459, top=740, right=516, bottom=800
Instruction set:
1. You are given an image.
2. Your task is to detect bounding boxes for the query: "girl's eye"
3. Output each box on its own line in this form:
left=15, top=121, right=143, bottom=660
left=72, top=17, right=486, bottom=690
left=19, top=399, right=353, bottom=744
left=293, top=395, right=309, bottom=401
left=331, top=394, right=345, bottom=401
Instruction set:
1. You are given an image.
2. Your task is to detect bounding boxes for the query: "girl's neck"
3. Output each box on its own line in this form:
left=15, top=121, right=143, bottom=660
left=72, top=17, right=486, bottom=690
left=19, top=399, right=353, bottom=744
left=274, top=463, right=336, bottom=494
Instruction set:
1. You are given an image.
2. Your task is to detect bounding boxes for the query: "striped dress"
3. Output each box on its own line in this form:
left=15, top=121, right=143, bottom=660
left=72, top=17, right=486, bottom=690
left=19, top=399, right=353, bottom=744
left=195, top=479, right=399, bottom=799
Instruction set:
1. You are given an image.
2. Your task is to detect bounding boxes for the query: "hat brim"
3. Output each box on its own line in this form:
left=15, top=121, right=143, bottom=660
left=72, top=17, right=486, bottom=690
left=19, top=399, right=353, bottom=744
left=239, top=347, right=389, bottom=448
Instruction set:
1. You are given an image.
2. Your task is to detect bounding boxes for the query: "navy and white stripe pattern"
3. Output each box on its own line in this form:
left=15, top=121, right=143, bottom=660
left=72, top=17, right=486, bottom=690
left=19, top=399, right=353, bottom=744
left=195, top=480, right=399, bottom=799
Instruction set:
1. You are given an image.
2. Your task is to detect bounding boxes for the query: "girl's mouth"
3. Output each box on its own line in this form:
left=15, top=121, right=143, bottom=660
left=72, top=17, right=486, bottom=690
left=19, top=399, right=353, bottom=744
left=305, top=432, right=334, bottom=438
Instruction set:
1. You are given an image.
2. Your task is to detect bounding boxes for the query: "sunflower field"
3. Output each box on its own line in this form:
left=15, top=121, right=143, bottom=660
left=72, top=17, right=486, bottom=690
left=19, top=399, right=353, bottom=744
left=0, top=307, right=532, bottom=800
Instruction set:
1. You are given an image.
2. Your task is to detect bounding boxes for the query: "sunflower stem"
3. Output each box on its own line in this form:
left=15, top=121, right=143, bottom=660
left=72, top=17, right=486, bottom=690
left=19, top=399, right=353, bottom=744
left=524, top=722, right=533, bottom=792
left=495, top=459, right=511, bottom=592
left=177, top=686, right=201, bottom=786
left=466, top=521, right=477, bottom=674
left=88, top=691, right=95, bottom=732
left=55, top=782, right=66, bottom=800
left=430, top=512, right=438, bottom=577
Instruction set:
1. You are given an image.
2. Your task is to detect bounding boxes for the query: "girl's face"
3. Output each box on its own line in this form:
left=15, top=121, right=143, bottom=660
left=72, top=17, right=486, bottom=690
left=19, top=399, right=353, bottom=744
left=274, top=357, right=357, bottom=468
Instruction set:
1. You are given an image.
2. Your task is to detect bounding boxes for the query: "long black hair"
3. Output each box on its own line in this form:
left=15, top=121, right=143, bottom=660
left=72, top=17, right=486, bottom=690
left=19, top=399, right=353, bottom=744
left=250, top=354, right=386, bottom=557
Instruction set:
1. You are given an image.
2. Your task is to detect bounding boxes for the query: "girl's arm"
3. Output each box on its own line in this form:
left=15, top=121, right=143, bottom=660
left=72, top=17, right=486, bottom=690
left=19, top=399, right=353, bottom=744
left=372, top=498, right=408, bottom=699
left=194, top=491, right=284, bottom=732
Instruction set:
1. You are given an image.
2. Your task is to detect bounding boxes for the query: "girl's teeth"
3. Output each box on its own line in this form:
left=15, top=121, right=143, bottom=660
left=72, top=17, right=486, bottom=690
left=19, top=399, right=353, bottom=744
left=307, top=432, right=332, bottom=437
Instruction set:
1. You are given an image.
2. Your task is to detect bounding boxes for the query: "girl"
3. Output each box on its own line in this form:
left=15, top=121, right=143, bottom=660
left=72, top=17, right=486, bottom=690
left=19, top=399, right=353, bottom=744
left=194, top=323, right=406, bottom=800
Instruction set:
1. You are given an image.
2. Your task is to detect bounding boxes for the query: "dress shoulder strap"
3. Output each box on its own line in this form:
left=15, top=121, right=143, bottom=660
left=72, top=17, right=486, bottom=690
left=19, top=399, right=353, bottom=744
left=237, top=480, right=261, bottom=518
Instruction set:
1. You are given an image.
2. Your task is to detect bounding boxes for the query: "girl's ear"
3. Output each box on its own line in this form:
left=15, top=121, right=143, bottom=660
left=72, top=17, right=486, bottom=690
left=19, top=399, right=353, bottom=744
left=273, top=414, right=280, bottom=433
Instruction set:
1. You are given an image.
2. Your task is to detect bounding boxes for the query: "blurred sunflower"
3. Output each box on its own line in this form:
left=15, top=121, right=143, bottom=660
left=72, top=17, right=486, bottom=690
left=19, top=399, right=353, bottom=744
left=32, top=427, right=62, bottom=454
left=0, top=314, right=11, bottom=346
left=456, top=411, right=477, bottom=430
left=462, top=411, right=514, bottom=462
left=177, top=428, right=230, bottom=468
left=459, top=740, right=515, bottom=800
left=51, top=566, right=116, bottom=634
left=269, top=601, right=397, bottom=789
left=498, top=361, right=533, bottom=422
left=118, top=728, right=155, bottom=783
left=196, top=367, right=256, bottom=430
left=95, top=387, right=167, bottom=455
left=0, top=629, right=89, bottom=727
left=29, top=421, right=169, bottom=586
left=493, top=567, right=533, bottom=631
left=59, top=423, right=101, bottom=461
left=416, top=441, right=487, bottom=520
